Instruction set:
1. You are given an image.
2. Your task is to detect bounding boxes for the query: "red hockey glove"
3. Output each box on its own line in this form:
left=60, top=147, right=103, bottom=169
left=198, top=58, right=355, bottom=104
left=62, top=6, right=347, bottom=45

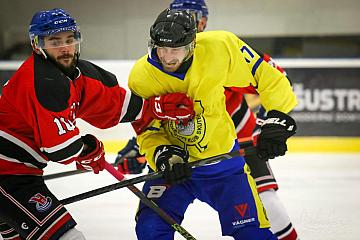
left=115, top=137, right=146, bottom=174
left=76, top=134, right=105, bottom=174
left=133, top=93, right=194, bottom=134
left=148, top=93, right=194, bottom=123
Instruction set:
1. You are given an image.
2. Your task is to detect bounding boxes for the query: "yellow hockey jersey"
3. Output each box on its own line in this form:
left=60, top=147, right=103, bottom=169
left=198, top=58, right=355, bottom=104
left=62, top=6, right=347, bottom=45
left=128, top=30, right=297, bottom=170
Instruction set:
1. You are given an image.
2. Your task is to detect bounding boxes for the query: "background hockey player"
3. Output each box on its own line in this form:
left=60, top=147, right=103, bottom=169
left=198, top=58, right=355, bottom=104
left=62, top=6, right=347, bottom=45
left=0, top=8, right=194, bottom=240
left=115, top=1, right=299, bottom=239
left=128, top=8, right=297, bottom=239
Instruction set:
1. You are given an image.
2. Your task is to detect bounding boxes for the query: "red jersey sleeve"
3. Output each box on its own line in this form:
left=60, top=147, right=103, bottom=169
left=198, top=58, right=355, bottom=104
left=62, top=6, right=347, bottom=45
left=76, top=60, right=144, bottom=129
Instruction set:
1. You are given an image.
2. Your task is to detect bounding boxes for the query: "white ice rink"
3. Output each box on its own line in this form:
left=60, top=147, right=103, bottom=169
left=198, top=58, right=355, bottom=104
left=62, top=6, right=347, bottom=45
left=35, top=152, right=360, bottom=240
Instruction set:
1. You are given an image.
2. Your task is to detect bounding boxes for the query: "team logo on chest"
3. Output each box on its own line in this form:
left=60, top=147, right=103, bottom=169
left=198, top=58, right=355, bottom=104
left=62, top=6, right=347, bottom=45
left=168, top=114, right=205, bottom=145
left=29, top=193, right=52, bottom=212
left=167, top=101, right=207, bottom=152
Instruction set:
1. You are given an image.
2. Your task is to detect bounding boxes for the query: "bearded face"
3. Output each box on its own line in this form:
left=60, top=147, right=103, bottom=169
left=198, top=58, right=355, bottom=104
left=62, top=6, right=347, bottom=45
left=40, top=31, right=79, bottom=77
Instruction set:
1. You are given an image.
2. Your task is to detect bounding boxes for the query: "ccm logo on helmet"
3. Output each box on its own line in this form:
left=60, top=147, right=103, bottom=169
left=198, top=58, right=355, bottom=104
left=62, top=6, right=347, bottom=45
left=54, top=19, right=68, bottom=25
left=159, top=38, right=173, bottom=42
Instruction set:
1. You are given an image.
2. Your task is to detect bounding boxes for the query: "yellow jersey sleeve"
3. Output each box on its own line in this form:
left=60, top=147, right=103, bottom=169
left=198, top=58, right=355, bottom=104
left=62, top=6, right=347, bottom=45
left=222, top=31, right=297, bottom=113
left=136, top=120, right=171, bottom=170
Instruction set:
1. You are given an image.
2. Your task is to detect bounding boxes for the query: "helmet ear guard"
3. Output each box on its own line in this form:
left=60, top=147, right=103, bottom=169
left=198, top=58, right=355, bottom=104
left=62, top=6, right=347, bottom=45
left=31, top=35, right=45, bottom=49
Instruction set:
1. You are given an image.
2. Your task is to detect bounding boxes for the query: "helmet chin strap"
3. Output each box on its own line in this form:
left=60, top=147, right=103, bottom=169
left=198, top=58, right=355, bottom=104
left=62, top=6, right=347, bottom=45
left=32, top=41, right=48, bottom=59
left=39, top=47, right=48, bottom=59
left=74, top=43, right=80, bottom=67
left=182, top=40, right=195, bottom=62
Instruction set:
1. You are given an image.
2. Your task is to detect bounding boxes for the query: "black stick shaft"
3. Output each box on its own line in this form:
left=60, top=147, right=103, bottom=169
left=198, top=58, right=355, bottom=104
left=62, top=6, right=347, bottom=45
left=44, top=169, right=87, bottom=180
left=44, top=163, right=116, bottom=181
left=126, top=185, right=196, bottom=239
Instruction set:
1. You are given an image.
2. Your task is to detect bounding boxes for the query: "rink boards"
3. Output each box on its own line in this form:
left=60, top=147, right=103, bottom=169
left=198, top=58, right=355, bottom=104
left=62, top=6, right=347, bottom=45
left=1, top=59, right=359, bottom=152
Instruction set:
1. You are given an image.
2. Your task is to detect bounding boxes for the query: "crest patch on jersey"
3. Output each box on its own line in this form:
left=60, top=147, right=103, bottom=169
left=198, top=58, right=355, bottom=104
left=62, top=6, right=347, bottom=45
left=29, top=193, right=52, bottom=212
left=167, top=113, right=207, bottom=152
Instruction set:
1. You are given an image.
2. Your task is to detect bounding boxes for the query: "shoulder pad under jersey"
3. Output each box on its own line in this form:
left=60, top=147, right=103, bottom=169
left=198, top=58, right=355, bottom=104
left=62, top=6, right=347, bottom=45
left=77, top=60, right=118, bottom=87
left=34, top=54, right=70, bottom=112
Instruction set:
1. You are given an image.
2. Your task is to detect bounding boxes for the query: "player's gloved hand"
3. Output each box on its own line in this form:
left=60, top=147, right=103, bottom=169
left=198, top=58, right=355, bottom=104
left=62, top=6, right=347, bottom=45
left=115, top=137, right=146, bottom=174
left=155, top=145, right=191, bottom=185
left=148, top=93, right=194, bottom=124
left=251, top=105, right=267, bottom=146
left=257, top=110, right=296, bottom=160
left=133, top=93, right=194, bottom=135
left=76, top=134, right=105, bottom=174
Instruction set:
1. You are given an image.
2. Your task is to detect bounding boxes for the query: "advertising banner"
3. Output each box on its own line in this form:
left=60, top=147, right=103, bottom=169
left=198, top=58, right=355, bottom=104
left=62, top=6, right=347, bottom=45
left=288, top=68, right=360, bottom=136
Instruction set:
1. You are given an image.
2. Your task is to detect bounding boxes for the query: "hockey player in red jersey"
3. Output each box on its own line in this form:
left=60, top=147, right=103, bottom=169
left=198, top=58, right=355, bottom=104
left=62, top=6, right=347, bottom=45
left=0, top=8, right=194, bottom=240
left=114, top=1, right=299, bottom=240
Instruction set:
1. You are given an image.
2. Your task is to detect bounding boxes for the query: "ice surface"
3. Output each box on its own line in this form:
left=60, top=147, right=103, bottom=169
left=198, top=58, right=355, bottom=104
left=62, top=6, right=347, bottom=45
left=1, top=153, right=360, bottom=240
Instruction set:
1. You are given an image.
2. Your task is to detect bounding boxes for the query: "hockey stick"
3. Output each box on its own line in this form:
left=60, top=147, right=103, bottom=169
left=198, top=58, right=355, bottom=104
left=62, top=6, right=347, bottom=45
left=44, top=139, right=256, bottom=181
left=60, top=147, right=256, bottom=205
left=43, top=168, right=88, bottom=180
left=44, top=159, right=122, bottom=180
left=104, top=162, right=196, bottom=240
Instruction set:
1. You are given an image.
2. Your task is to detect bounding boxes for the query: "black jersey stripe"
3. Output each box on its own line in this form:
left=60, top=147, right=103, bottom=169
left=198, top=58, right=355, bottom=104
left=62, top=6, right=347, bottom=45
left=254, top=178, right=277, bottom=187
left=32, top=210, right=76, bottom=240
left=120, top=93, right=143, bottom=123
left=275, top=223, right=293, bottom=237
left=42, top=138, right=83, bottom=163
left=231, top=98, right=250, bottom=128
left=0, top=136, right=47, bottom=169
left=0, top=224, right=19, bottom=239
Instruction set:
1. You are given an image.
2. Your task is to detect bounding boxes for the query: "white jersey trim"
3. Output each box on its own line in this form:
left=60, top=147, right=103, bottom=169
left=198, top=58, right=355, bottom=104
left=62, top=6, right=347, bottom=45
left=0, top=130, right=47, bottom=164
left=57, top=146, right=83, bottom=163
left=119, top=90, right=132, bottom=121
left=135, top=98, right=145, bottom=120
left=235, top=108, right=251, bottom=133
left=0, top=154, right=38, bottom=168
left=40, top=135, right=81, bottom=153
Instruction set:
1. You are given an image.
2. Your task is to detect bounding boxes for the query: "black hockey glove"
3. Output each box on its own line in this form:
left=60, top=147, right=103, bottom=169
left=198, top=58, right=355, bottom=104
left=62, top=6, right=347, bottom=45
left=257, top=110, right=296, bottom=160
left=155, top=145, right=191, bottom=185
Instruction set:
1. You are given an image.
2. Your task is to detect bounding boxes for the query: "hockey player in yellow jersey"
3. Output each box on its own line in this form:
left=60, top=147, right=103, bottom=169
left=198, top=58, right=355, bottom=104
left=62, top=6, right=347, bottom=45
left=130, top=9, right=297, bottom=240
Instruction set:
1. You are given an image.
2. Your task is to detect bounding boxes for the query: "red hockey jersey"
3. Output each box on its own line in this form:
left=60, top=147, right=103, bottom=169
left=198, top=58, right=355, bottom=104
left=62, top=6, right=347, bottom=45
left=0, top=54, right=143, bottom=175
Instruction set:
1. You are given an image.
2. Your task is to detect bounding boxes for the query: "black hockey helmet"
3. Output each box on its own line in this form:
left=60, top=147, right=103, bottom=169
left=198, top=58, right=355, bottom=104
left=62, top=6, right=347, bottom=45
left=150, top=8, right=196, bottom=48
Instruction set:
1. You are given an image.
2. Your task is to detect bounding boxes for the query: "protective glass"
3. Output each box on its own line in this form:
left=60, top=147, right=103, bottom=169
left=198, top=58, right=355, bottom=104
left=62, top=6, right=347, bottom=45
left=34, top=30, right=82, bottom=49
left=188, top=10, right=203, bottom=23
left=148, top=40, right=195, bottom=62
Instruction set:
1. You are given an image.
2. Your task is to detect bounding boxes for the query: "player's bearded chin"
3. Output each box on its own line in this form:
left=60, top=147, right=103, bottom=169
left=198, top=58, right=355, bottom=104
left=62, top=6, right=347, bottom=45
left=48, top=53, right=77, bottom=78
left=161, top=59, right=180, bottom=72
